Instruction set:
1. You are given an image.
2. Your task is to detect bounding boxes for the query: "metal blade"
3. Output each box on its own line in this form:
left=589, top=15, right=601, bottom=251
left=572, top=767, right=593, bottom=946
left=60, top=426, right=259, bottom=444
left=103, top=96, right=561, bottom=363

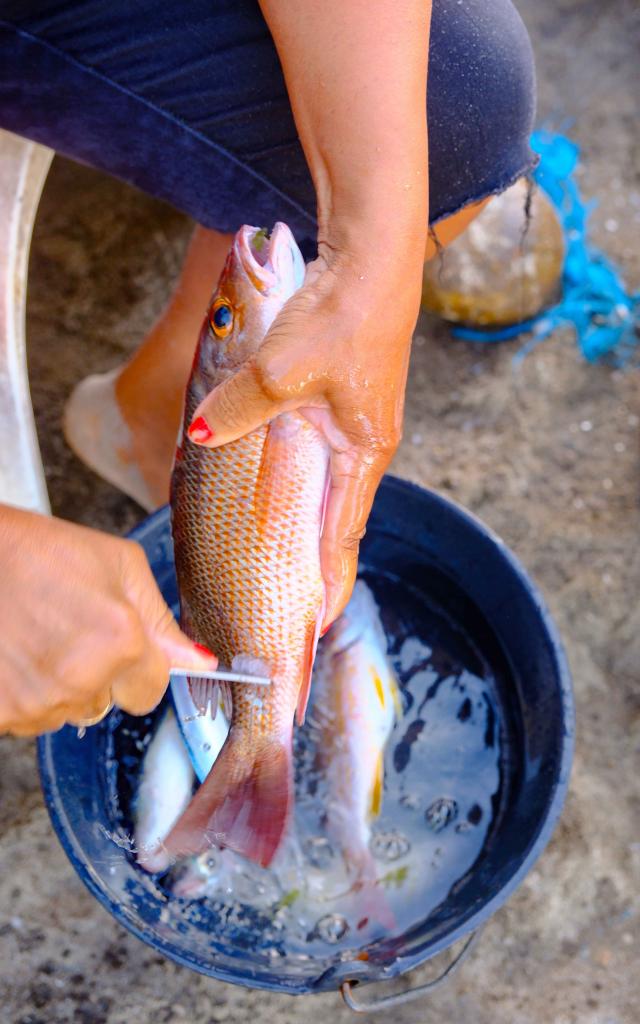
left=169, top=667, right=271, bottom=687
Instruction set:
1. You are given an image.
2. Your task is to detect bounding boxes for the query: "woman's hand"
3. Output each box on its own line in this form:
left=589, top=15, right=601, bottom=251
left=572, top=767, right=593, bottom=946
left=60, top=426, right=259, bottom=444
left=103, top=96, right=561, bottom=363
left=187, top=235, right=424, bottom=628
left=187, top=0, right=431, bottom=625
left=0, top=506, right=218, bottom=736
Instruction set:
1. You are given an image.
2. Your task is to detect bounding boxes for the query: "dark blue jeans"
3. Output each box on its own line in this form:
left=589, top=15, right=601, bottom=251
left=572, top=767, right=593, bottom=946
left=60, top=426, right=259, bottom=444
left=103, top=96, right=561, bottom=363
left=0, top=0, right=537, bottom=252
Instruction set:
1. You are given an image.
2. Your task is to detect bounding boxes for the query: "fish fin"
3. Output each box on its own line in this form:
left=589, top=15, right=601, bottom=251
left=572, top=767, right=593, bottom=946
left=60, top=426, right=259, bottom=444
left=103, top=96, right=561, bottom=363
left=296, top=597, right=325, bottom=726
left=372, top=658, right=403, bottom=723
left=372, top=670, right=386, bottom=709
left=369, top=753, right=384, bottom=818
left=357, top=881, right=397, bottom=936
left=146, top=730, right=293, bottom=870
left=345, top=848, right=397, bottom=935
left=319, top=466, right=331, bottom=536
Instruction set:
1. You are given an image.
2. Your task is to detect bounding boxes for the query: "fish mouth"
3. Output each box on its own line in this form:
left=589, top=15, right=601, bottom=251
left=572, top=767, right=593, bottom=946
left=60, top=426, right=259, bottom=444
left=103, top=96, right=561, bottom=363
left=236, top=223, right=305, bottom=296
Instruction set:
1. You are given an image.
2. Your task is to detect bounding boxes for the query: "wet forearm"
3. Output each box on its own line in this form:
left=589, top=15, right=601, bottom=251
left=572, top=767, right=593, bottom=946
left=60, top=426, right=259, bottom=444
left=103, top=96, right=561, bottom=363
left=258, top=0, right=431, bottom=267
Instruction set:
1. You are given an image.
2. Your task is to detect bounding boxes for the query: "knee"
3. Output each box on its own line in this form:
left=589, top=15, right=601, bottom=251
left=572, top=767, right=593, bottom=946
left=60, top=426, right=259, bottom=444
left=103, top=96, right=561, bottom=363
left=427, top=0, right=537, bottom=220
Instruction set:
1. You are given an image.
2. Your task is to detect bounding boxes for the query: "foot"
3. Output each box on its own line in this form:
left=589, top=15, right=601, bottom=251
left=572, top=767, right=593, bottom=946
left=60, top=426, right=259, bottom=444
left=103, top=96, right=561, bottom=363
left=63, top=367, right=159, bottom=510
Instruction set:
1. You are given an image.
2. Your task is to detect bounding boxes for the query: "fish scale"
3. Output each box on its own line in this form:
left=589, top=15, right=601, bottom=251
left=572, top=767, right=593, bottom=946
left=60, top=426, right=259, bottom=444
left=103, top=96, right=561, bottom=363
left=173, top=417, right=326, bottom=736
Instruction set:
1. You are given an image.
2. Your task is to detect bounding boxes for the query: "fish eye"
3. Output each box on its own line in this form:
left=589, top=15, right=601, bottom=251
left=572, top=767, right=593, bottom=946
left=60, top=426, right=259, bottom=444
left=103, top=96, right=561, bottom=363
left=209, top=300, right=234, bottom=339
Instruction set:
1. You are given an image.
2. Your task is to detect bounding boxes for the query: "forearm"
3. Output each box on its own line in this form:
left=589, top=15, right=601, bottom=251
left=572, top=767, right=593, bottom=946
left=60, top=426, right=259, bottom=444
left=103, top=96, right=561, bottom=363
left=258, top=0, right=431, bottom=266
left=193, top=4, right=431, bottom=624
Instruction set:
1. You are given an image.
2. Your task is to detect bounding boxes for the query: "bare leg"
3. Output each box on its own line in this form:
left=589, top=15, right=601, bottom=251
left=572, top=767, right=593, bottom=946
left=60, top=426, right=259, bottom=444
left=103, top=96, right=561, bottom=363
left=114, top=227, right=234, bottom=502
left=424, top=196, right=490, bottom=262
left=64, top=198, right=491, bottom=509
left=63, top=226, right=233, bottom=508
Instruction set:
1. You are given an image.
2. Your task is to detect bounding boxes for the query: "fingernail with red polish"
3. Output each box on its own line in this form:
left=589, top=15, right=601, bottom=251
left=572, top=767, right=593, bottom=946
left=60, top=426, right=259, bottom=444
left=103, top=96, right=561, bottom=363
left=188, top=416, right=214, bottom=443
left=193, top=642, right=216, bottom=660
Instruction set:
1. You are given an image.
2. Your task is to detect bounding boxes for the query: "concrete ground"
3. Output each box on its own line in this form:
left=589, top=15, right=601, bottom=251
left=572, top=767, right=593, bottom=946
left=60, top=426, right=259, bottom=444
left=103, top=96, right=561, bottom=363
left=1, top=1, right=639, bottom=1021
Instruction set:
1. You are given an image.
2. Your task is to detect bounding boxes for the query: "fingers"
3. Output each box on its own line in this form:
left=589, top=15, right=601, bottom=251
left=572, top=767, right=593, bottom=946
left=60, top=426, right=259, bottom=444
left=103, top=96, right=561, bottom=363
left=0, top=681, right=110, bottom=736
left=110, top=639, right=169, bottom=716
left=0, top=514, right=220, bottom=737
left=320, top=449, right=387, bottom=630
left=7, top=711, right=67, bottom=737
left=111, top=544, right=219, bottom=716
left=150, top=602, right=218, bottom=675
left=111, top=608, right=217, bottom=718
left=187, top=361, right=284, bottom=449
left=112, top=631, right=217, bottom=719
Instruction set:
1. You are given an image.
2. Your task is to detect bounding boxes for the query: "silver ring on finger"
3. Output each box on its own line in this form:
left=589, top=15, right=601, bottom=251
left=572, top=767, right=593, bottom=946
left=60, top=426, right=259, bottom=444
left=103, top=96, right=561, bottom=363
left=75, top=699, right=114, bottom=729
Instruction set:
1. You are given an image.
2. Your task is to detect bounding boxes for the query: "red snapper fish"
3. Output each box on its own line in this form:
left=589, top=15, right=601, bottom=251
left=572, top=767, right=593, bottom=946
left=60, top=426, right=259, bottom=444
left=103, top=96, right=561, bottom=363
left=141, top=223, right=329, bottom=872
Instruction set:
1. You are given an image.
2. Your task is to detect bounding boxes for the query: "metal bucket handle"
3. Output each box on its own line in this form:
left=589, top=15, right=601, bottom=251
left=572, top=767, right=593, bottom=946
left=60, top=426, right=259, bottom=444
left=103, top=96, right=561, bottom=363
left=340, top=927, right=484, bottom=1013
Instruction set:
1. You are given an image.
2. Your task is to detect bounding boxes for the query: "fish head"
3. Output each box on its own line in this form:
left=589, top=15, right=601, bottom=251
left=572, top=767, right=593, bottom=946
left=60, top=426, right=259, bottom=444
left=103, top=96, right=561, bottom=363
left=170, top=849, right=224, bottom=899
left=194, top=223, right=305, bottom=385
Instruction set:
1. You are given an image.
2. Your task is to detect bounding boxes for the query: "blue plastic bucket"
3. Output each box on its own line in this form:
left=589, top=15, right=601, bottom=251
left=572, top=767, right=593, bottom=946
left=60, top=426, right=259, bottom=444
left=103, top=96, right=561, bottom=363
left=38, top=477, right=573, bottom=1000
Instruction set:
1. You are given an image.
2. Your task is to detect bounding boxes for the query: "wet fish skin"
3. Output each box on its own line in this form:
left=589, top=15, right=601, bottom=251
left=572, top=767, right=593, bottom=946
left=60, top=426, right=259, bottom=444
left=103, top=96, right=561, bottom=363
left=313, top=580, right=400, bottom=875
left=145, top=223, right=329, bottom=871
left=134, top=708, right=195, bottom=857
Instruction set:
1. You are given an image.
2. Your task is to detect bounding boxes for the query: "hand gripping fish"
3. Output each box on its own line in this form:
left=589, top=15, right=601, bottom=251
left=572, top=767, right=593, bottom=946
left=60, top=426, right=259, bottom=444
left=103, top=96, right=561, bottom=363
left=142, top=224, right=329, bottom=871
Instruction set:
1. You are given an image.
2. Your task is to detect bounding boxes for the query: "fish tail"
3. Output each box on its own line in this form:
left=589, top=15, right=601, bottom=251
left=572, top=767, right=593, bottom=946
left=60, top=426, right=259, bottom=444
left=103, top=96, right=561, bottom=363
left=142, top=729, right=292, bottom=871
